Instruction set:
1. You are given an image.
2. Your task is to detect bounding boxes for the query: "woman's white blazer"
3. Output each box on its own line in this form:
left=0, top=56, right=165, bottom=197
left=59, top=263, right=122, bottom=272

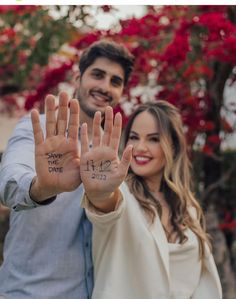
left=83, top=182, right=222, bottom=299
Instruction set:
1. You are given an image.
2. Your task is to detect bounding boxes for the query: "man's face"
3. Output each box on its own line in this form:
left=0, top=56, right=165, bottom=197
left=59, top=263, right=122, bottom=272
left=77, top=57, right=125, bottom=117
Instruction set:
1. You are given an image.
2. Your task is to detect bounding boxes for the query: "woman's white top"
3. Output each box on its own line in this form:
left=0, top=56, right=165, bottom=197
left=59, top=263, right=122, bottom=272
left=82, top=182, right=222, bottom=299
left=168, top=229, right=202, bottom=299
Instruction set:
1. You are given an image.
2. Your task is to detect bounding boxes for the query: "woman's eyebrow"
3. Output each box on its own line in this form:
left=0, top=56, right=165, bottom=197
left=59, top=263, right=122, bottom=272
left=129, top=131, right=138, bottom=135
left=147, top=133, right=159, bottom=137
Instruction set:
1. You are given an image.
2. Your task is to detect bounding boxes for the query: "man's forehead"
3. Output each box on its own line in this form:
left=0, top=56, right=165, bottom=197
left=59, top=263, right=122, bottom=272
left=88, top=57, right=125, bottom=80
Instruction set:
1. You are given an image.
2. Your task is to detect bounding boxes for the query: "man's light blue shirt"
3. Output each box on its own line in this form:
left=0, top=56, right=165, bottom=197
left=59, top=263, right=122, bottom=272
left=0, top=115, right=93, bottom=299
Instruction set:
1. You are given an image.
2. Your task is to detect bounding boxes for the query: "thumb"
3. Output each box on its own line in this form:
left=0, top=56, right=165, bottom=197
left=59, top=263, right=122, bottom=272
left=118, top=145, right=133, bottom=175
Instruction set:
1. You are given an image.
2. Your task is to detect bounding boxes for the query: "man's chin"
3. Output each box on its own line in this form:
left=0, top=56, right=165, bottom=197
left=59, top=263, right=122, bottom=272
left=80, top=105, right=105, bottom=118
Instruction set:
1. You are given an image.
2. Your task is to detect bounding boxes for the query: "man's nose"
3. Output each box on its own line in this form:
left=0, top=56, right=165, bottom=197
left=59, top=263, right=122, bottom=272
left=100, top=77, right=112, bottom=92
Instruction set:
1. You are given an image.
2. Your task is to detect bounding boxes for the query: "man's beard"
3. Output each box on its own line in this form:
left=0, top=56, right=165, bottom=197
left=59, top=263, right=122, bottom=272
left=79, top=99, right=98, bottom=118
left=76, top=90, right=94, bottom=118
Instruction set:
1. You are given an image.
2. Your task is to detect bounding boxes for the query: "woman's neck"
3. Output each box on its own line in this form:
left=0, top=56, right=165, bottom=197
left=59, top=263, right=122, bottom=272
left=146, top=179, right=167, bottom=207
left=145, top=177, right=161, bottom=194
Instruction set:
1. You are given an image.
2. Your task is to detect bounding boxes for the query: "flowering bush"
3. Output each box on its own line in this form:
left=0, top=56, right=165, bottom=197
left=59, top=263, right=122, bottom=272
left=0, top=6, right=77, bottom=115
left=1, top=5, right=236, bottom=155
left=70, top=6, right=236, bottom=155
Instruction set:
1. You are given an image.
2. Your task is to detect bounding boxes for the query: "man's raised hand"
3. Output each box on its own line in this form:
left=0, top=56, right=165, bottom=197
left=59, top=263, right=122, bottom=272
left=30, top=92, right=80, bottom=202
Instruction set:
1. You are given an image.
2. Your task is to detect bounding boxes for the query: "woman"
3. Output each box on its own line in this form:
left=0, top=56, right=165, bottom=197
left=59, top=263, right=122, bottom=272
left=80, top=102, right=222, bottom=299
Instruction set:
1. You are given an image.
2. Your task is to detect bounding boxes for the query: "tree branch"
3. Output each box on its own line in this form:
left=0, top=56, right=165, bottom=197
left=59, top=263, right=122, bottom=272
left=201, top=163, right=236, bottom=202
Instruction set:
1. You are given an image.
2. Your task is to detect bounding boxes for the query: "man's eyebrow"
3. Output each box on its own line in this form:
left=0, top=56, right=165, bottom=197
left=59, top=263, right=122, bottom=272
left=91, top=68, right=105, bottom=74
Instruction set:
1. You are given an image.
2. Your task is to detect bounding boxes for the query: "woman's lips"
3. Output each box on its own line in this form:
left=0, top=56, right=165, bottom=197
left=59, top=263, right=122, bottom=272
left=134, top=156, right=152, bottom=165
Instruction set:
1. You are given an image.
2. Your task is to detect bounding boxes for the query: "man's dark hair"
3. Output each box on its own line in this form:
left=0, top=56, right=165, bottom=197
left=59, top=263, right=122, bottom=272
left=79, top=40, right=135, bottom=85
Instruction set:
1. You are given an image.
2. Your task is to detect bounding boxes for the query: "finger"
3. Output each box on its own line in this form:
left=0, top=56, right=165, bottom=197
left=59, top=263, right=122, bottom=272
left=56, top=92, right=69, bottom=136
left=118, top=144, right=133, bottom=175
left=68, top=99, right=79, bottom=140
left=101, top=106, right=113, bottom=146
left=31, top=109, right=44, bottom=146
left=92, top=111, right=102, bottom=148
left=45, top=94, right=56, bottom=138
left=110, top=112, right=122, bottom=152
left=80, top=123, right=89, bottom=155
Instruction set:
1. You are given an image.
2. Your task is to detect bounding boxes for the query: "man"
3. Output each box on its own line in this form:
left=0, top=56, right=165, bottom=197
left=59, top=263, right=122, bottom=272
left=0, top=40, right=134, bottom=299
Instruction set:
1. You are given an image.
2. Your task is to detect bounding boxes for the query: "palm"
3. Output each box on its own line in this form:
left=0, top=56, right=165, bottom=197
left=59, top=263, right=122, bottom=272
left=80, top=146, right=122, bottom=196
left=31, top=92, right=81, bottom=198
left=80, top=107, right=132, bottom=201
left=35, top=135, right=80, bottom=194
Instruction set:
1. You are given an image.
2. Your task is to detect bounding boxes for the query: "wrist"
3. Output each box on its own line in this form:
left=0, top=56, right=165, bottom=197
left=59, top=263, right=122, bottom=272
left=85, top=189, right=120, bottom=213
left=29, top=177, right=57, bottom=204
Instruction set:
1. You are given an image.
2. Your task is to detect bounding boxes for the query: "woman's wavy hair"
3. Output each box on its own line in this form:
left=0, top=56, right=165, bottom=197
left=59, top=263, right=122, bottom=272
left=123, top=101, right=211, bottom=259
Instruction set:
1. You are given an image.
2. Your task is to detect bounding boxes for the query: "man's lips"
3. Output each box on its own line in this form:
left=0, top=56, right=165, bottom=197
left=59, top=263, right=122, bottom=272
left=90, top=91, right=112, bottom=103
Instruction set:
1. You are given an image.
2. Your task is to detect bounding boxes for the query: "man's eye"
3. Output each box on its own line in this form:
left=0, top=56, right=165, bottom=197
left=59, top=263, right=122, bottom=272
left=92, top=73, right=102, bottom=78
left=112, top=80, right=122, bottom=87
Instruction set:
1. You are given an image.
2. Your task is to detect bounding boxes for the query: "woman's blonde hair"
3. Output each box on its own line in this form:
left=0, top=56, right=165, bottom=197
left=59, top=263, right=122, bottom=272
left=123, top=100, right=211, bottom=259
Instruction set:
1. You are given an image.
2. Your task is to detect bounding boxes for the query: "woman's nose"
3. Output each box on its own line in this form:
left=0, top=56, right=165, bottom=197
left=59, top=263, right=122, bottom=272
left=135, top=140, right=148, bottom=152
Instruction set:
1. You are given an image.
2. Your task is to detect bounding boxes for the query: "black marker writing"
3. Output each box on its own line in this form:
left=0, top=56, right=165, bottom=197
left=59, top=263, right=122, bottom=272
left=91, top=173, right=106, bottom=180
left=47, top=152, right=63, bottom=173
left=85, top=160, right=111, bottom=172
left=47, top=153, right=63, bottom=160
left=49, top=167, right=63, bottom=173
left=99, top=160, right=111, bottom=172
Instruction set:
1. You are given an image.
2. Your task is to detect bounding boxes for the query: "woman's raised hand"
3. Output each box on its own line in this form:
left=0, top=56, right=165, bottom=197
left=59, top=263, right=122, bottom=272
left=80, top=106, right=132, bottom=211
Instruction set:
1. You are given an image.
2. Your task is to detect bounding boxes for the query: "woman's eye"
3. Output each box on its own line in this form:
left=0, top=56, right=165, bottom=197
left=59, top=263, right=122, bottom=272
left=129, top=135, right=138, bottom=140
left=150, top=137, right=159, bottom=142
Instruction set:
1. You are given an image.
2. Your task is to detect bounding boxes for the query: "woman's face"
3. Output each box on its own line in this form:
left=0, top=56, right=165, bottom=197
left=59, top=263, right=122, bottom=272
left=127, top=110, right=166, bottom=190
